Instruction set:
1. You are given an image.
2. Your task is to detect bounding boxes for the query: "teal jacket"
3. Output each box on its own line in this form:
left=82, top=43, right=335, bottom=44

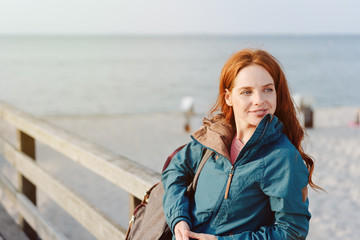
left=162, top=114, right=311, bottom=239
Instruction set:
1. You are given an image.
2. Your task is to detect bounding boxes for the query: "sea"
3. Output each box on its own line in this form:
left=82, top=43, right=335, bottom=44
left=0, top=35, right=359, bottom=116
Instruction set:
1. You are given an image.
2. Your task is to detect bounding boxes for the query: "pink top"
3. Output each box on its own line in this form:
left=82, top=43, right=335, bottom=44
left=230, top=134, right=245, bottom=165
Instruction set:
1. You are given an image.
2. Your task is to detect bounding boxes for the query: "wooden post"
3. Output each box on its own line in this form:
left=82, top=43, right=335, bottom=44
left=129, top=194, right=141, bottom=219
left=17, top=130, right=38, bottom=240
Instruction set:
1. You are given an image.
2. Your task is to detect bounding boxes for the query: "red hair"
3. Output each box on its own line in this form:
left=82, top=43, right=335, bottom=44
left=210, top=48, right=320, bottom=190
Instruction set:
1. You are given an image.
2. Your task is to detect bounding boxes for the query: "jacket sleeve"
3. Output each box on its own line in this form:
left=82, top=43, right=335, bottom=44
left=161, top=140, right=204, bottom=233
left=218, top=149, right=311, bottom=240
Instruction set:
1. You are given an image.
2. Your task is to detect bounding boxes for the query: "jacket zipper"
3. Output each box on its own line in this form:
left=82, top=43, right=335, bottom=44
left=224, top=117, right=271, bottom=200
left=224, top=166, right=234, bottom=199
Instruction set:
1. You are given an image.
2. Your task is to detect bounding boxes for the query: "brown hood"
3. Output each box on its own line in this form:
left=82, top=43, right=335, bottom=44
left=192, top=114, right=235, bottom=160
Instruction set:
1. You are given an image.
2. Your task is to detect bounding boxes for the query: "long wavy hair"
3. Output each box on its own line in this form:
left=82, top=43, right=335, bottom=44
left=210, top=48, right=320, bottom=190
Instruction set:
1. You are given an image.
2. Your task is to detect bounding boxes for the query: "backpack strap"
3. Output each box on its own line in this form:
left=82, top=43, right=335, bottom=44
left=187, top=148, right=213, bottom=193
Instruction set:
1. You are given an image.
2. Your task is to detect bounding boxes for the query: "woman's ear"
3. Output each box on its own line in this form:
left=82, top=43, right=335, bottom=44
left=225, top=89, right=232, bottom=106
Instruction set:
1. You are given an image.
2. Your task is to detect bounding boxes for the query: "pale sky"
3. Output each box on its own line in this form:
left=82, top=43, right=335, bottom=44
left=0, top=0, right=359, bottom=35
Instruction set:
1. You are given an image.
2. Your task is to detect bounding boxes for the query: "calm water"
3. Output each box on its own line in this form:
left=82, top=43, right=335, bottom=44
left=0, top=35, right=359, bottom=115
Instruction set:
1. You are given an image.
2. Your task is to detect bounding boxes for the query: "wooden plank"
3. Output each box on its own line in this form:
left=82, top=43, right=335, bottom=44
left=17, top=130, right=37, bottom=240
left=0, top=174, right=68, bottom=240
left=0, top=136, right=15, bottom=167
left=0, top=173, right=17, bottom=208
left=0, top=201, right=28, bottom=240
left=0, top=101, right=160, bottom=200
left=2, top=140, right=127, bottom=240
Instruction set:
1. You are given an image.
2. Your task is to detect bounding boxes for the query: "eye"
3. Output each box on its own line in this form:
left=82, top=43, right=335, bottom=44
left=240, top=90, right=252, bottom=95
left=264, top=88, right=274, bottom=93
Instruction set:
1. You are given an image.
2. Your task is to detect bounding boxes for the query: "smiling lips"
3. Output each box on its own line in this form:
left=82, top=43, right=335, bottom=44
left=249, top=109, right=268, bottom=116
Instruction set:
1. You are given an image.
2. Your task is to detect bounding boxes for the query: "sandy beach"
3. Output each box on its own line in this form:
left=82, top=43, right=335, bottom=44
left=1, top=106, right=360, bottom=239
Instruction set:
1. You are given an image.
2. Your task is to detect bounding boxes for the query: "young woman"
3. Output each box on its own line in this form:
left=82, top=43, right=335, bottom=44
left=162, top=49, right=318, bottom=240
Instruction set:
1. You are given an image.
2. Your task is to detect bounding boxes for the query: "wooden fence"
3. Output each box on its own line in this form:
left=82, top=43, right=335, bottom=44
left=0, top=101, right=160, bottom=240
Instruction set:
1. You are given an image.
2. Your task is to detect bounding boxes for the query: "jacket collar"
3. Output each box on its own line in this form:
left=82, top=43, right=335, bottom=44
left=191, top=114, right=234, bottom=160
left=191, top=114, right=283, bottom=161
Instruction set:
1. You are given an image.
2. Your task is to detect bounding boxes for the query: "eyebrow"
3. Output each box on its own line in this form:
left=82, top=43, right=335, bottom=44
left=238, top=83, right=275, bottom=89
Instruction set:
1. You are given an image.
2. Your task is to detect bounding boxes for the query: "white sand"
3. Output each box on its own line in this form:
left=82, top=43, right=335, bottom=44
left=305, top=107, right=360, bottom=239
left=1, top=106, right=360, bottom=239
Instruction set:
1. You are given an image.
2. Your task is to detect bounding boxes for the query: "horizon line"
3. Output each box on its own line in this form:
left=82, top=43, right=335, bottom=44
left=1, top=32, right=360, bottom=37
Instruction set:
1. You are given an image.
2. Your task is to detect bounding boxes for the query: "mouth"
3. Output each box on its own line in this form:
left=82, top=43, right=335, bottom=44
left=249, top=109, right=268, bottom=115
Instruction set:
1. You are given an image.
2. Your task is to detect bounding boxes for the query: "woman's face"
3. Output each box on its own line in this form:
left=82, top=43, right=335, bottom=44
left=225, top=64, right=277, bottom=133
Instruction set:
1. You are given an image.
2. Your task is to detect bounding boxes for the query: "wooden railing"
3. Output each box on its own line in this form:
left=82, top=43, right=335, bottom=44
left=0, top=101, right=160, bottom=240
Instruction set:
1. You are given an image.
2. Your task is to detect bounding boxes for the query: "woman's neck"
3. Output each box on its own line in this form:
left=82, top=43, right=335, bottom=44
left=235, top=126, right=256, bottom=145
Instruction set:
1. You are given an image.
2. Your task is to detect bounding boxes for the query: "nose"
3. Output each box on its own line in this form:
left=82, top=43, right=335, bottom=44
left=253, top=92, right=265, bottom=105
